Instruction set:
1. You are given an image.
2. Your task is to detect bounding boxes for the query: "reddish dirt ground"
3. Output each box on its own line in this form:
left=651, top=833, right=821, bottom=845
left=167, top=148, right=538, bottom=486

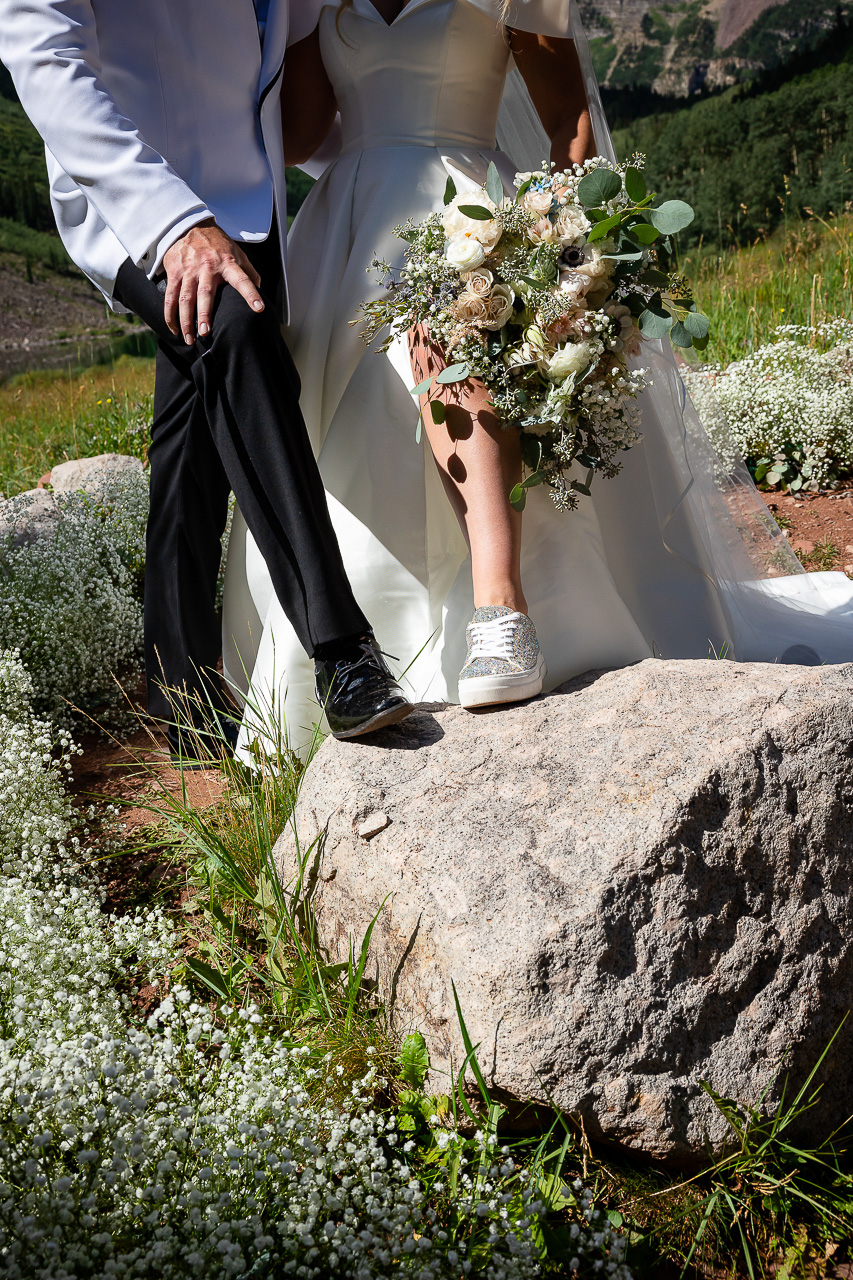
left=69, top=719, right=227, bottom=915
left=763, top=485, right=853, bottom=576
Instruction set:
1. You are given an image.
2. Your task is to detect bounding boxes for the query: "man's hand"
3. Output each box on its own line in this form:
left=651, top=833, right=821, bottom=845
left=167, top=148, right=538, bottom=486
left=162, top=220, right=264, bottom=344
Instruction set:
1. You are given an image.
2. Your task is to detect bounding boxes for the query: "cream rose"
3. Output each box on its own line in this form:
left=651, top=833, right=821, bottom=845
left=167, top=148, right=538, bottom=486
left=462, top=266, right=494, bottom=296
left=481, top=283, right=515, bottom=331
left=522, top=188, right=553, bottom=217
left=541, top=340, right=593, bottom=382
left=446, top=233, right=486, bottom=272
left=454, top=291, right=488, bottom=324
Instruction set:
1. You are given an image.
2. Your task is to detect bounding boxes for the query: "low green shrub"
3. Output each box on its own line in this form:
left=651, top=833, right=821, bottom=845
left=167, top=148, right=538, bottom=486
left=0, top=472, right=149, bottom=723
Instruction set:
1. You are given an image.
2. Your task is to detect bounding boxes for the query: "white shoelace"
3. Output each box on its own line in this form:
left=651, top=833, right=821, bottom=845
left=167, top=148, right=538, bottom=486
left=467, top=613, right=524, bottom=664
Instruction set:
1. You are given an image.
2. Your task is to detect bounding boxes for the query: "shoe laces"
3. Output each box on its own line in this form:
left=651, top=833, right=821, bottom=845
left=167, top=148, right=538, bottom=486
left=467, top=613, right=523, bottom=664
left=338, top=637, right=397, bottom=680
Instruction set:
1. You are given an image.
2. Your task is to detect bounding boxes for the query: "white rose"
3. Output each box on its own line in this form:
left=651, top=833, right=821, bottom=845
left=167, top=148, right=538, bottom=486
left=462, top=266, right=494, bottom=296
left=554, top=204, right=591, bottom=245
left=481, top=283, right=515, bottom=331
left=541, top=340, right=593, bottom=382
left=442, top=190, right=502, bottom=249
left=446, top=233, right=486, bottom=272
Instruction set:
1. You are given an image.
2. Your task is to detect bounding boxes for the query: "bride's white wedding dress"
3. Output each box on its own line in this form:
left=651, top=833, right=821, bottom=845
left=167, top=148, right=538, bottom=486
left=223, top=0, right=853, bottom=754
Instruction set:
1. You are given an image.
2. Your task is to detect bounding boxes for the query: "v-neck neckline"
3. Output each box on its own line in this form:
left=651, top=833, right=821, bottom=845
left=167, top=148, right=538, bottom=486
left=362, top=0, right=418, bottom=27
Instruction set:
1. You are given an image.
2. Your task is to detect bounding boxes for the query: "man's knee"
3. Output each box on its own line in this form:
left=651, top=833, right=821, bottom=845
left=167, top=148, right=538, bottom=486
left=209, top=286, right=279, bottom=351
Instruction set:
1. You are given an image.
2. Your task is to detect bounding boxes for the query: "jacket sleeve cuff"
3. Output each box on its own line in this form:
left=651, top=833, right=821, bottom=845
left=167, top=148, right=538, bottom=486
left=138, top=205, right=215, bottom=279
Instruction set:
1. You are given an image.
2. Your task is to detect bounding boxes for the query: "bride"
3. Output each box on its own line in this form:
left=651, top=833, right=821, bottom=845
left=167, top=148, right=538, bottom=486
left=223, top=0, right=853, bottom=754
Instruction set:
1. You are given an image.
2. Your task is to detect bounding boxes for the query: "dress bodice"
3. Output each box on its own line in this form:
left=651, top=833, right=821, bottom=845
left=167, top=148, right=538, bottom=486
left=319, top=0, right=511, bottom=153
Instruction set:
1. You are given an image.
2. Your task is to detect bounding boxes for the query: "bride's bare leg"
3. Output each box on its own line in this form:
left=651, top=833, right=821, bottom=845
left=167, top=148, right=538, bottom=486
left=408, top=325, right=528, bottom=615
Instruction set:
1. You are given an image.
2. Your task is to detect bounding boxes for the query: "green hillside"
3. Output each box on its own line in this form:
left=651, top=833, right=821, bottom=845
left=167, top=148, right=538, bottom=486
left=0, top=95, right=54, bottom=231
left=613, top=28, right=853, bottom=247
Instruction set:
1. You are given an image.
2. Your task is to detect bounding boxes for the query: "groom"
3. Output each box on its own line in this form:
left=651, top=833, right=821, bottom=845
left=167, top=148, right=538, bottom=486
left=0, top=0, right=413, bottom=753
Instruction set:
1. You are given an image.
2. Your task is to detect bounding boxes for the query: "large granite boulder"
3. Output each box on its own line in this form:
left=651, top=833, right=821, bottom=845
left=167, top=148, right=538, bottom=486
left=49, top=453, right=144, bottom=495
left=274, top=659, right=853, bottom=1163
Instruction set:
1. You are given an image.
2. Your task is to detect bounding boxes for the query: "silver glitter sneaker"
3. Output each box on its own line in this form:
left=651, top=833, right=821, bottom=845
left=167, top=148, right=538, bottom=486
left=458, top=606, right=547, bottom=709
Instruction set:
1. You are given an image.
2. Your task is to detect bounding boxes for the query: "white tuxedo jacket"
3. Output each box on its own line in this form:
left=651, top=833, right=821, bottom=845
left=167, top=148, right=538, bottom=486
left=0, top=0, right=322, bottom=308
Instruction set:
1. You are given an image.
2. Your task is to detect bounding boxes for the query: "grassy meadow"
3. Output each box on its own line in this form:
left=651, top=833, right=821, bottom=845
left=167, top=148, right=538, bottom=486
left=684, top=208, right=853, bottom=367
left=0, top=354, right=154, bottom=496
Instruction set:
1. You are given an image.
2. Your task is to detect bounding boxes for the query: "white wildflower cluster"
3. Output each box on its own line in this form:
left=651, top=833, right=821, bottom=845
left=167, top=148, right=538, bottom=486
left=562, top=1182, right=631, bottom=1279
left=683, top=320, right=853, bottom=488
left=0, top=471, right=149, bottom=723
left=0, top=997, right=546, bottom=1280
left=0, top=648, right=634, bottom=1278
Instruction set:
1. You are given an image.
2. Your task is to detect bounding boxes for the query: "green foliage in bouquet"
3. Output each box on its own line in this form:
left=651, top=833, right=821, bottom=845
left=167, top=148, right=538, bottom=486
left=360, top=156, right=708, bottom=511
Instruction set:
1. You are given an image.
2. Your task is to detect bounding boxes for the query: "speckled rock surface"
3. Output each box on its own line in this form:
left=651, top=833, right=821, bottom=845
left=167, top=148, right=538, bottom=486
left=274, top=659, right=853, bottom=1162
left=49, top=453, right=143, bottom=494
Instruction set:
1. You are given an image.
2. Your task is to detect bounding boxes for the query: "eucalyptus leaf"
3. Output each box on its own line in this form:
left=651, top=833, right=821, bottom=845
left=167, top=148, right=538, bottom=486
left=572, top=480, right=591, bottom=496
left=430, top=400, right=446, bottom=424
left=519, top=274, right=548, bottom=289
left=638, top=306, right=674, bottom=338
left=509, top=483, right=527, bottom=512
left=601, top=249, right=645, bottom=262
left=649, top=199, right=695, bottom=235
left=639, top=268, right=669, bottom=287
left=624, top=166, right=647, bottom=203
left=626, top=220, right=659, bottom=245
left=415, top=414, right=423, bottom=445
left=443, top=175, right=457, bottom=206
left=410, top=376, right=434, bottom=397
left=669, top=318, right=693, bottom=347
left=436, top=362, right=470, bottom=384
left=485, top=161, right=504, bottom=208
left=457, top=204, right=494, bottom=221
left=521, top=469, right=547, bottom=489
left=682, top=310, right=710, bottom=340
left=587, top=213, right=620, bottom=243
left=577, top=167, right=622, bottom=208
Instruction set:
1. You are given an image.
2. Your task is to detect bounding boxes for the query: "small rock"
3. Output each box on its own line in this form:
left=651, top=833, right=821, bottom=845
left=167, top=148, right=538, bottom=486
left=0, top=489, right=59, bottom=548
left=50, top=453, right=144, bottom=494
left=357, top=811, right=390, bottom=840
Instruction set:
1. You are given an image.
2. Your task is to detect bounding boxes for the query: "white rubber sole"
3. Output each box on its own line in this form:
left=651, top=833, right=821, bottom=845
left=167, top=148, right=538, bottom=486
left=459, top=653, right=547, bottom=709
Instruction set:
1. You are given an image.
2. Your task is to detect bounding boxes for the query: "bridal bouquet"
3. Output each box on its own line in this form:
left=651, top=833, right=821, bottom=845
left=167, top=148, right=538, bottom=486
left=359, top=157, right=709, bottom=510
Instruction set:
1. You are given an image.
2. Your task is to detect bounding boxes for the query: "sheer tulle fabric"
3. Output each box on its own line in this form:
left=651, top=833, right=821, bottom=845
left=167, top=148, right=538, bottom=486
left=222, top=0, right=853, bottom=757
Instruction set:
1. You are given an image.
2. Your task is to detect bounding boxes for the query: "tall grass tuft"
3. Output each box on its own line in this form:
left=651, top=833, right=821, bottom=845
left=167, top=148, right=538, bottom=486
left=685, top=208, right=853, bottom=367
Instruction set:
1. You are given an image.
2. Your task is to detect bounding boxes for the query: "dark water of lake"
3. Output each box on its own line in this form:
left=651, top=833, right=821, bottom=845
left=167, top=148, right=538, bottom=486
left=0, top=329, right=156, bottom=381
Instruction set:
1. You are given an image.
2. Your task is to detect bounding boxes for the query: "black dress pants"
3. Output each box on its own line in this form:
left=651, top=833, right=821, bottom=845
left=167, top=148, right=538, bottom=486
left=113, top=236, right=368, bottom=723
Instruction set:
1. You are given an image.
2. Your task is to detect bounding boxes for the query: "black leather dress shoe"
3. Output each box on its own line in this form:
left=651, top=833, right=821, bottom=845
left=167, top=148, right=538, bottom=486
left=315, top=633, right=414, bottom=739
left=167, top=713, right=240, bottom=770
